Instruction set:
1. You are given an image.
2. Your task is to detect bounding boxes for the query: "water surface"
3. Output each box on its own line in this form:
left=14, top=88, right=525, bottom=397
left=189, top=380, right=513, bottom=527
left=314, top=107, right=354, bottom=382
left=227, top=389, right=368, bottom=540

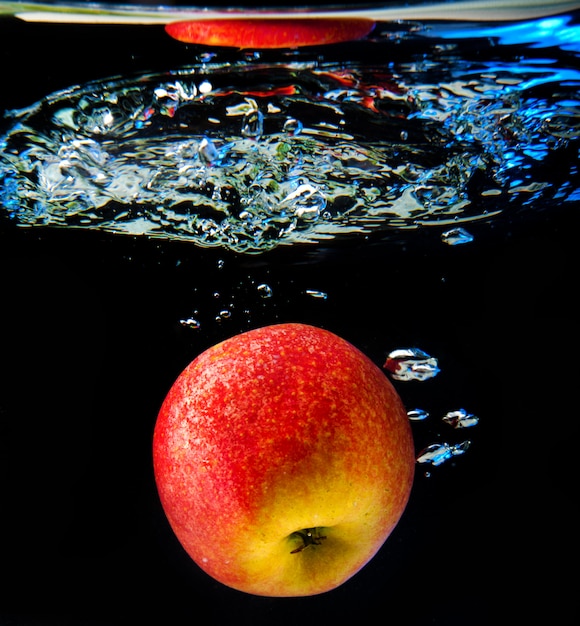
left=1, top=16, right=578, bottom=252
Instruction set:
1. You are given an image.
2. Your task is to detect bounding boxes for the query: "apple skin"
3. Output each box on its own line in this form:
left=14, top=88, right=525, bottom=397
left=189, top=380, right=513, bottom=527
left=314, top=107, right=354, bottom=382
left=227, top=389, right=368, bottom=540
left=165, top=18, right=375, bottom=49
left=153, top=323, right=414, bottom=597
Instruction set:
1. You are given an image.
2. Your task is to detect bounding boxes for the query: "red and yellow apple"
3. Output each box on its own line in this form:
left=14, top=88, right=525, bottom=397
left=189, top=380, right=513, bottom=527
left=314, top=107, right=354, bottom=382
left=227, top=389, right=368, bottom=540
left=153, top=323, right=414, bottom=597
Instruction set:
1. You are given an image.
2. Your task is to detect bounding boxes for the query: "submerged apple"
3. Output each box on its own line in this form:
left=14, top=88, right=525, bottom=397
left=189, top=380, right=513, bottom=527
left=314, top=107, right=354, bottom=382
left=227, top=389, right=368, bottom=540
left=165, top=18, right=375, bottom=48
left=153, top=323, right=414, bottom=596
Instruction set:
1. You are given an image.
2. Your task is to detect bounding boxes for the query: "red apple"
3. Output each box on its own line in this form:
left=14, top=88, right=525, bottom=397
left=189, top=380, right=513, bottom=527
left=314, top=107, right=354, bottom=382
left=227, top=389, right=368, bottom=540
left=165, top=18, right=375, bottom=49
left=153, top=323, right=414, bottom=596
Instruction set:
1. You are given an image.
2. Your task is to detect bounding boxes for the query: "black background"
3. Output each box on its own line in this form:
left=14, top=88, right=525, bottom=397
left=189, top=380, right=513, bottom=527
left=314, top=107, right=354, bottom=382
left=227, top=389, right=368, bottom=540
left=1, top=14, right=578, bottom=626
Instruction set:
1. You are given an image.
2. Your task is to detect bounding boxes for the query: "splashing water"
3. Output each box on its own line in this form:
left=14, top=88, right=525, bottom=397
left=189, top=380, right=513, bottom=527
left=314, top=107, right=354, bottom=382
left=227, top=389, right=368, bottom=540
left=391, top=347, right=479, bottom=468
left=1, top=19, right=579, bottom=253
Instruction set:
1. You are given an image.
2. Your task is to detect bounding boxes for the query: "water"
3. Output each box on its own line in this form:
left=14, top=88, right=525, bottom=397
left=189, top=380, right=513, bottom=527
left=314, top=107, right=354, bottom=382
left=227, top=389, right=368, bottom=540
left=1, top=9, right=578, bottom=625
left=1, top=17, right=579, bottom=252
left=383, top=347, right=441, bottom=381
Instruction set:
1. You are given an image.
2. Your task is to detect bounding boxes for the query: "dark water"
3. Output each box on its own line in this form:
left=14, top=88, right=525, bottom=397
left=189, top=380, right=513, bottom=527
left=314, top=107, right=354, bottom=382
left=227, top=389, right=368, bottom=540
left=1, top=12, right=578, bottom=626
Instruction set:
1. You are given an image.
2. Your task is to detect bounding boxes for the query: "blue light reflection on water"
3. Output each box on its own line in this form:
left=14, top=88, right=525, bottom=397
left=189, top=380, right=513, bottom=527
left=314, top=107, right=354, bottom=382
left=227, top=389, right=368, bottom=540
left=433, top=13, right=580, bottom=53
left=429, top=14, right=580, bottom=190
left=448, top=60, right=580, bottom=94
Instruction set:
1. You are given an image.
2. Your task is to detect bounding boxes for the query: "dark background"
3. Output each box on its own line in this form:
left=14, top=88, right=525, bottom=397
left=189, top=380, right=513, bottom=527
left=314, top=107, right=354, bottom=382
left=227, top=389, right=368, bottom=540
left=1, top=14, right=577, bottom=626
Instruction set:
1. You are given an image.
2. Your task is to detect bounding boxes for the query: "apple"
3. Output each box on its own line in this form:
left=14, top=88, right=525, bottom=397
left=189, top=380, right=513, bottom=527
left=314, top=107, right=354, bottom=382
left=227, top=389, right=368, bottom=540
left=153, top=323, right=414, bottom=597
left=164, top=18, right=375, bottom=49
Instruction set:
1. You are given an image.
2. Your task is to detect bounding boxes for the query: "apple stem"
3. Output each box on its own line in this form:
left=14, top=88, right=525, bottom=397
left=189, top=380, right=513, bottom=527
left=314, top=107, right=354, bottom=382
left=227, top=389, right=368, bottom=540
left=289, top=528, right=327, bottom=554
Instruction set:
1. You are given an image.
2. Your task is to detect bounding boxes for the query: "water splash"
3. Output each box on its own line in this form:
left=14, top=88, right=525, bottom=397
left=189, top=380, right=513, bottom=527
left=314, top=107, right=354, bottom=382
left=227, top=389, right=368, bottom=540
left=1, top=24, right=578, bottom=252
left=407, top=408, right=430, bottom=421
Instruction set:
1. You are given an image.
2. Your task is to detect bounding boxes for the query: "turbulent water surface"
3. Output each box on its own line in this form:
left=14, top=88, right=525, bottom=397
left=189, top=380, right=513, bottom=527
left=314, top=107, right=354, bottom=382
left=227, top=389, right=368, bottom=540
left=1, top=16, right=579, bottom=253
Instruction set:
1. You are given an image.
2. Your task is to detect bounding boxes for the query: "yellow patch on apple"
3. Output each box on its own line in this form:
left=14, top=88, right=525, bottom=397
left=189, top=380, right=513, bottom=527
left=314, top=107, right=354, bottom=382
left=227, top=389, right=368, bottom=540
left=153, top=323, right=415, bottom=596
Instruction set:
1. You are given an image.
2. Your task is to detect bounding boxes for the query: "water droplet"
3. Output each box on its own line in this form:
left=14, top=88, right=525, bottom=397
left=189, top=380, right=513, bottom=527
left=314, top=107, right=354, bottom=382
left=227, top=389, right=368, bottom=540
left=442, top=408, right=479, bottom=429
left=257, top=283, right=273, bottom=298
left=441, top=227, right=474, bottom=245
left=383, top=348, right=440, bottom=382
left=407, top=408, right=429, bottom=421
left=179, top=317, right=201, bottom=330
left=305, top=289, right=328, bottom=300
left=416, top=440, right=471, bottom=466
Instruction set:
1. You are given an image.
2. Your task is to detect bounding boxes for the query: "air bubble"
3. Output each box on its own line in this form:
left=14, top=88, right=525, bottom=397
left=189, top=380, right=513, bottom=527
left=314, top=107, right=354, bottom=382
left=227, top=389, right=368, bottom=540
left=384, top=348, right=440, bottom=382
left=305, top=289, right=328, bottom=300
left=180, top=317, right=201, bottom=329
left=257, top=284, right=273, bottom=298
left=416, top=440, right=471, bottom=466
left=407, top=408, right=429, bottom=421
left=442, top=409, right=479, bottom=428
left=241, top=108, right=264, bottom=139
left=441, top=227, right=474, bottom=245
